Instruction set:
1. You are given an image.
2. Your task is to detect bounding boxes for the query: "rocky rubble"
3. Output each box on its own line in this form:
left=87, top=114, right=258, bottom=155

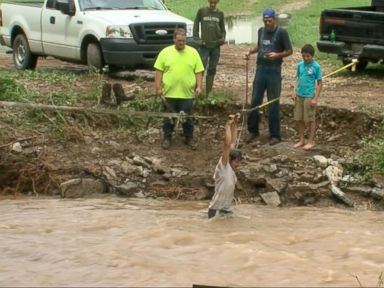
left=59, top=145, right=384, bottom=211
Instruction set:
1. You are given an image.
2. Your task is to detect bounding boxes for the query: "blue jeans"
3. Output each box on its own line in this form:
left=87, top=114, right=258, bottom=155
left=199, top=46, right=220, bottom=76
left=163, top=98, right=194, bottom=139
left=247, top=65, right=282, bottom=139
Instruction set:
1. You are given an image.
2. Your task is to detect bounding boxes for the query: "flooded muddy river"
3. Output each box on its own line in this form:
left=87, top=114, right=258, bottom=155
left=1, top=197, right=383, bottom=287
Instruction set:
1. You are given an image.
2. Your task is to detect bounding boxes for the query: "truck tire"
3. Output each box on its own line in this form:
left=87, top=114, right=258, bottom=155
left=86, top=42, right=104, bottom=72
left=12, top=34, right=38, bottom=70
left=342, top=58, right=368, bottom=71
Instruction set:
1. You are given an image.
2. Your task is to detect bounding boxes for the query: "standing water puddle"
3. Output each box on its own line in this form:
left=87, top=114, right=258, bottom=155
left=225, top=14, right=291, bottom=44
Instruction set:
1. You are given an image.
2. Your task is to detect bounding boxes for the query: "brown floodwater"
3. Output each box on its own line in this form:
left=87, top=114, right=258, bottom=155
left=1, top=197, right=383, bottom=287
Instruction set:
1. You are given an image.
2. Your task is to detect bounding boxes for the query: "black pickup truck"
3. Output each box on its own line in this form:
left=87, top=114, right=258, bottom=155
left=317, top=0, right=384, bottom=70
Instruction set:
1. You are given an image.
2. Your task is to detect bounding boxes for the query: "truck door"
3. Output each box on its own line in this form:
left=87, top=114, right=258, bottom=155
left=41, top=0, right=81, bottom=60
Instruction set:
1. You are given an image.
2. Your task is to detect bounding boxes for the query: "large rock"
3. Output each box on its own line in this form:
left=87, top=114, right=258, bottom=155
left=331, top=185, right=354, bottom=207
left=313, top=155, right=328, bottom=168
left=121, top=161, right=137, bottom=174
left=260, top=192, right=281, bottom=207
left=266, top=178, right=287, bottom=194
left=132, top=156, right=151, bottom=169
left=103, top=166, right=117, bottom=180
left=60, top=178, right=106, bottom=198
left=371, top=188, right=384, bottom=199
left=325, top=165, right=343, bottom=185
left=115, top=182, right=140, bottom=197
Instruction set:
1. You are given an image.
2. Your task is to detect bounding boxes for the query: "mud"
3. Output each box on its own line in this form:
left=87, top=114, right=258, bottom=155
left=0, top=45, right=384, bottom=210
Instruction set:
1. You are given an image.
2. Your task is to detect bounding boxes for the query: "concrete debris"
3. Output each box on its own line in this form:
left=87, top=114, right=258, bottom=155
left=371, top=188, right=384, bottom=199
left=115, top=182, right=140, bottom=196
left=325, top=165, right=343, bottom=185
left=11, top=142, right=23, bottom=153
left=331, top=185, right=354, bottom=207
left=313, top=155, right=328, bottom=168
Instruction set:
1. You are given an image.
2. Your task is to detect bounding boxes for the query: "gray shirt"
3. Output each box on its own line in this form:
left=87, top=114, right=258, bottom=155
left=209, top=157, right=237, bottom=210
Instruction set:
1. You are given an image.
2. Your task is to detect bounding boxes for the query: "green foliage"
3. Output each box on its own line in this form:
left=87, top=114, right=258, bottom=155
left=360, top=132, right=384, bottom=176
left=128, top=93, right=162, bottom=112
left=19, top=69, right=77, bottom=84
left=346, top=124, right=384, bottom=179
left=195, top=90, right=234, bottom=107
left=165, top=0, right=293, bottom=20
left=49, top=91, right=79, bottom=106
left=0, top=76, right=31, bottom=102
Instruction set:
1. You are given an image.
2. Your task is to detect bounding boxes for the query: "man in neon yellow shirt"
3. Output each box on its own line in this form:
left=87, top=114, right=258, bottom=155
left=154, top=28, right=204, bottom=149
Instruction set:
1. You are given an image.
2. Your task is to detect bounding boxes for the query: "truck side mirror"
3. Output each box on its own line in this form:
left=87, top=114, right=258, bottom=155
left=56, top=0, right=76, bottom=16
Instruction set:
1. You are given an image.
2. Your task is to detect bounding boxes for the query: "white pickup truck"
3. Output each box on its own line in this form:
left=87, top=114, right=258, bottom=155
left=0, top=0, right=194, bottom=71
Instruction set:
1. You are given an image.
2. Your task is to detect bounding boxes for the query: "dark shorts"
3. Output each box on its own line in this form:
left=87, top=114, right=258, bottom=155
left=208, top=208, right=233, bottom=219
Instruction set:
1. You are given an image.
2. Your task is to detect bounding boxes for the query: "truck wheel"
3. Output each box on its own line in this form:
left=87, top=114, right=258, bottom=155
left=342, top=58, right=368, bottom=71
left=86, top=43, right=104, bottom=72
left=12, top=34, right=38, bottom=70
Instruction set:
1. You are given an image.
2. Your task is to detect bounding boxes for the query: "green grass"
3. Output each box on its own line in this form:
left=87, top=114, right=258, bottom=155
left=0, top=67, right=79, bottom=104
left=165, top=0, right=295, bottom=20
left=346, top=125, right=384, bottom=179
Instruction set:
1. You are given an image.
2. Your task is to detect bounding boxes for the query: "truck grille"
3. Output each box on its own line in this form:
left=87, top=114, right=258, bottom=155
left=130, top=22, right=186, bottom=44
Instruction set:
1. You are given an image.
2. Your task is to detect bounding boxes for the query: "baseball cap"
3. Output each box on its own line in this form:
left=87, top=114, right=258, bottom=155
left=263, top=8, right=276, bottom=19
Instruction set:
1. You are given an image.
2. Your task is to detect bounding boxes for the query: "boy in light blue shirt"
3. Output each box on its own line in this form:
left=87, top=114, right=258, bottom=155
left=291, top=44, right=322, bottom=150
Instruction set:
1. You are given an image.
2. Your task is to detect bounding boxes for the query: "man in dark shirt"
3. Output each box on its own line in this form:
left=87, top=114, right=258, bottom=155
left=193, top=0, right=226, bottom=96
left=245, top=8, right=293, bottom=146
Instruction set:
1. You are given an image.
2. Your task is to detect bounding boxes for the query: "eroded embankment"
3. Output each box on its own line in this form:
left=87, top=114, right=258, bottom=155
left=1, top=103, right=383, bottom=210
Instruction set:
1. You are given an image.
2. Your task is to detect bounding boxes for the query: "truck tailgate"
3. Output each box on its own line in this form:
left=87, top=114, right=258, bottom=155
left=320, top=8, right=384, bottom=45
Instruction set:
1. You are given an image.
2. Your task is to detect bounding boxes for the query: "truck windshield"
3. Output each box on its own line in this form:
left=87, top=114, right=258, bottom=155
left=80, top=0, right=166, bottom=11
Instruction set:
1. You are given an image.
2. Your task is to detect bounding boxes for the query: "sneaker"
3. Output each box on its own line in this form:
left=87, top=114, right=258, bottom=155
left=269, top=137, right=281, bottom=146
left=185, top=137, right=197, bottom=150
left=246, top=132, right=259, bottom=144
left=162, top=138, right=171, bottom=150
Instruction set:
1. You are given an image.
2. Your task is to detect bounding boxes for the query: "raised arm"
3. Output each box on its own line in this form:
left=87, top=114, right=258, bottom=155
left=222, top=113, right=240, bottom=166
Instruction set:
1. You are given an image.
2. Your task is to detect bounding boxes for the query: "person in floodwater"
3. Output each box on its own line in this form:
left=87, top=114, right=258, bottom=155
left=193, top=0, right=226, bottom=96
left=208, top=113, right=242, bottom=219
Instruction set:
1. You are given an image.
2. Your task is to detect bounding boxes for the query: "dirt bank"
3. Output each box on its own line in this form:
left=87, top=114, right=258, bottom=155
left=0, top=46, right=384, bottom=210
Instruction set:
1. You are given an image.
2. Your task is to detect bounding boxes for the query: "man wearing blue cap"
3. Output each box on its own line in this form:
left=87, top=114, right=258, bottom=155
left=245, top=8, right=292, bottom=146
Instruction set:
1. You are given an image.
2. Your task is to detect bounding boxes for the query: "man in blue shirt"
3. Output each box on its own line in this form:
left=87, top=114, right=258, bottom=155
left=291, top=44, right=323, bottom=150
left=245, top=8, right=293, bottom=146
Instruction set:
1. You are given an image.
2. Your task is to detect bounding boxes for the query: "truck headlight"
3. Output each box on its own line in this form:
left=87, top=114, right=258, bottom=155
left=186, top=24, right=193, bottom=37
left=106, top=25, right=133, bottom=38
